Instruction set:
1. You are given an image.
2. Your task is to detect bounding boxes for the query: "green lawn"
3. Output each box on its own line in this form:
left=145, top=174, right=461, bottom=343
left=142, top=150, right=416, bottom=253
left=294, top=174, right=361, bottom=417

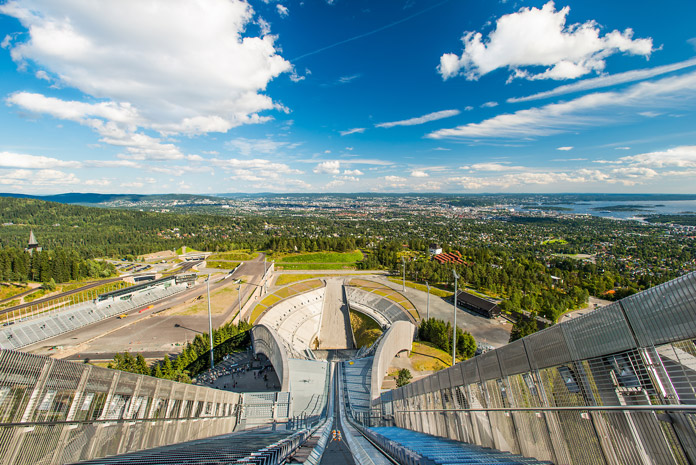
left=276, top=263, right=357, bottom=270
left=209, top=250, right=258, bottom=261
left=275, top=251, right=363, bottom=263
left=206, top=260, right=241, bottom=269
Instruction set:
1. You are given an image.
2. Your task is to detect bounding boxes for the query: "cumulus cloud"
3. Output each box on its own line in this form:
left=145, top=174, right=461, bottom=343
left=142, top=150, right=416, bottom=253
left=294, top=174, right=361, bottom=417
left=428, top=70, right=696, bottom=139
left=1, top=0, right=291, bottom=135
left=375, top=109, right=460, bottom=128
left=0, top=169, right=80, bottom=186
left=313, top=160, right=341, bottom=174
left=276, top=4, right=288, bottom=17
left=438, top=2, right=652, bottom=81
left=480, top=101, right=498, bottom=108
left=344, top=169, right=364, bottom=176
left=619, top=145, right=696, bottom=168
left=410, top=170, right=429, bottom=177
left=557, top=146, right=573, bottom=151
left=340, top=127, right=365, bottom=136
left=0, top=151, right=81, bottom=169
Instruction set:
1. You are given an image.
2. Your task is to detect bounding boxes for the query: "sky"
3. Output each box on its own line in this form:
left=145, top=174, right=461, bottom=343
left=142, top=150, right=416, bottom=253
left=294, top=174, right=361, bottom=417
left=1, top=0, right=696, bottom=195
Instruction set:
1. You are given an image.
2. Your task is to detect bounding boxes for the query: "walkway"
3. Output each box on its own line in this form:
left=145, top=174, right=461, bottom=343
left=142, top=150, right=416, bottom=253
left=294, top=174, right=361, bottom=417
left=318, top=279, right=354, bottom=349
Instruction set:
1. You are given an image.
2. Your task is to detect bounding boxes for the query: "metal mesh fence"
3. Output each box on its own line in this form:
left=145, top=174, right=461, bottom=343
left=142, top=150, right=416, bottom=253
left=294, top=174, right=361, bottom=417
left=372, top=272, right=696, bottom=464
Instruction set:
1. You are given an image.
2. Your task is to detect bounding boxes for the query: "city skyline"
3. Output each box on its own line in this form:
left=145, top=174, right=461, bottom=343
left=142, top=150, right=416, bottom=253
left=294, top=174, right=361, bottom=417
left=1, top=0, right=696, bottom=194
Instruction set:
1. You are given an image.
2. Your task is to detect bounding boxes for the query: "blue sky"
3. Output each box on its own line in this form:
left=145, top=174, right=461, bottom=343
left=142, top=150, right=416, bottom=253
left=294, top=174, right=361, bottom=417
left=1, top=0, right=696, bottom=194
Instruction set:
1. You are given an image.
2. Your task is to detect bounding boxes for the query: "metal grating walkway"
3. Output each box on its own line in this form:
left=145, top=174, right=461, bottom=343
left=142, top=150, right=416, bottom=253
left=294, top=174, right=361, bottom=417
left=70, top=430, right=294, bottom=464
left=368, top=426, right=554, bottom=465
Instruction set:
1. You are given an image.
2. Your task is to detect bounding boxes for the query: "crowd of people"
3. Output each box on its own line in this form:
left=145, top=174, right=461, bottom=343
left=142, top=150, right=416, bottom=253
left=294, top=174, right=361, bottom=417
left=193, top=351, right=280, bottom=391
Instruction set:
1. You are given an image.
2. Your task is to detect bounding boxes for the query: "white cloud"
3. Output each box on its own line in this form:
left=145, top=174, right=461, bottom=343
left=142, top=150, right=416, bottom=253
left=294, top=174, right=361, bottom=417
left=480, top=101, right=498, bottom=108
left=0, top=151, right=81, bottom=169
left=337, top=175, right=359, bottom=182
left=7, top=92, right=140, bottom=125
left=313, top=160, right=340, bottom=174
left=410, top=170, right=429, bottom=177
left=468, top=162, right=524, bottom=172
left=383, top=175, right=406, bottom=182
left=509, top=58, right=696, bottom=103
left=1, top=0, right=291, bottom=135
left=212, top=157, right=302, bottom=175
left=276, top=4, right=288, bottom=17
left=0, top=168, right=80, bottom=186
left=227, top=137, right=300, bottom=156
left=375, top=109, right=460, bottom=128
left=344, top=169, right=364, bottom=176
left=340, top=127, right=365, bottom=136
left=557, top=146, right=573, bottom=151
left=619, top=145, right=696, bottom=168
left=428, top=70, right=696, bottom=139
left=84, top=178, right=111, bottom=186
left=438, top=2, right=652, bottom=81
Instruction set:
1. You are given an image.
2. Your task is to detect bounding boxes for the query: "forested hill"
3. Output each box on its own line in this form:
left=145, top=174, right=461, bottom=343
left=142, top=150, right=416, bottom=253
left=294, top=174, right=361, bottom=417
left=0, top=192, right=218, bottom=205
left=0, top=196, right=265, bottom=257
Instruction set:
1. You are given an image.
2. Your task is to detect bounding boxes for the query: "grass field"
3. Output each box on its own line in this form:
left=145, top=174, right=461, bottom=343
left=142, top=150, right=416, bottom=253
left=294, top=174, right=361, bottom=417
left=276, top=251, right=363, bottom=263
left=209, top=250, right=259, bottom=261
left=410, top=341, right=455, bottom=371
left=275, top=263, right=357, bottom=270
left=0, top=284, right=31, bottom=301
left=206, top=260, right=241, bottom=270
left=350, top=311, right=383, bottom=348
left=176, top=246, right=202, bottom=255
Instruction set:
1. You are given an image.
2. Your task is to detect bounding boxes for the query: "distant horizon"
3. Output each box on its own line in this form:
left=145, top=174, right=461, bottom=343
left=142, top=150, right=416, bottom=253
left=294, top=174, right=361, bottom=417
left=2, top=191, right=696, bottom=198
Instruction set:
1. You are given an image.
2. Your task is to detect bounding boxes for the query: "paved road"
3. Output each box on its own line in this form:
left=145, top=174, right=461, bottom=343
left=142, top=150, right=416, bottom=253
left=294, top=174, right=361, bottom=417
left=318, top=279, right=354, bottom=350
left=371, top=276, right=512, bottom=348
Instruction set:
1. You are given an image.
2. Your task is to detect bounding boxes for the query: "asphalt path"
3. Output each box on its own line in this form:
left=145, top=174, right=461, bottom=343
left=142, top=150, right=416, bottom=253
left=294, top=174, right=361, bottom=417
left=371, top=275, right=512, bottom=348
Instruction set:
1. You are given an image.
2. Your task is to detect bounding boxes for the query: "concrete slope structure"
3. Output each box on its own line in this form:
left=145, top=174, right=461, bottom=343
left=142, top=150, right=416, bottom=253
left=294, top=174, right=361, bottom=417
left=1, top=272, right=696, bottom=464
left=318, top=279, right=354, bottom=349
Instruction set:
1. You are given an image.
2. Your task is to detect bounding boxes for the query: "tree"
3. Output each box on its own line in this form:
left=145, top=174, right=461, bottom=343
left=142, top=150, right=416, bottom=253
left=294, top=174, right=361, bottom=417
left=509, top=317, right=538, bottom=342
left=456, top=329, right=477, bottom=360
left=396, top=368, right=412, bottom=387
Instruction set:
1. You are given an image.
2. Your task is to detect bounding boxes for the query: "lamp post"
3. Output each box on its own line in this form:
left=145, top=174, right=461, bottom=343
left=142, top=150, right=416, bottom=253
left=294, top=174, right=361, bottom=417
left=426, top=281, right=430, bottom=320
left=452, top=269, right=459, bottom=367
left=207, top=274, right=214, bottom=370
left=238, top=281, right=242, bottom=316
left=402, top=257, right=406, bottom=292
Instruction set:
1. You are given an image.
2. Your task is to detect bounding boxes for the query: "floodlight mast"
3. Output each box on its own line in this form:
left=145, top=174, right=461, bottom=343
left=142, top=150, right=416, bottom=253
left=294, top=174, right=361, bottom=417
left=207, top=274, right=214, bottom=370
left=426, top=281, right=430, bottom=320
left=402, top=257, right=406, bottom=292
left=452, top=269, right=459, bottom=367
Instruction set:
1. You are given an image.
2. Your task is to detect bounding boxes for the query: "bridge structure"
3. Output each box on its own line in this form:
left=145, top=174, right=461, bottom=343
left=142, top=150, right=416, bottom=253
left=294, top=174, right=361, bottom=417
left=0, top=273, right=694, bottom=464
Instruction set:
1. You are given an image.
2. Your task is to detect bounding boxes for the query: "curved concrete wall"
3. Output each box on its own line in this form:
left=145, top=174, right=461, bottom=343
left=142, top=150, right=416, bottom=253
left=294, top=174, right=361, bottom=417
left=251, top=323, right=291, bottom=391
left=370, top=320, right=415, bottom=399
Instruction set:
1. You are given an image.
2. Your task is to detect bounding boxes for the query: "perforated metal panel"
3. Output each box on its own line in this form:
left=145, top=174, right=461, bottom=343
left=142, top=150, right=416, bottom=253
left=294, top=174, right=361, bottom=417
left=562, top=302, right=636, bottom=360
left=524, top=324, right=573, bottom=369
left=497, top=339, right=530, bottom=376
left=477, top=351, right=502, bottom=381
left=622, top=273, right=696, bottom=347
